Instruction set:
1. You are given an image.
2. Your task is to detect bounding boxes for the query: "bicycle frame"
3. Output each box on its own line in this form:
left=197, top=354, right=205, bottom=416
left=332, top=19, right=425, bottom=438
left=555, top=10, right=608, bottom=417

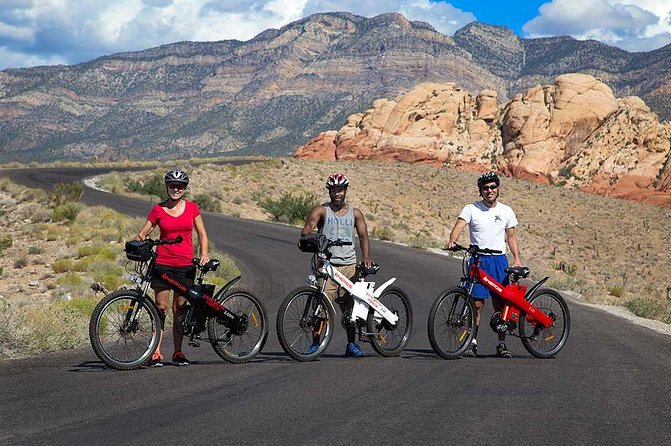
left=466, top=256, right=554, bottom=328
left=125, top=241, right=239, bottom=329
left=315, top=258, right=399, bottom=326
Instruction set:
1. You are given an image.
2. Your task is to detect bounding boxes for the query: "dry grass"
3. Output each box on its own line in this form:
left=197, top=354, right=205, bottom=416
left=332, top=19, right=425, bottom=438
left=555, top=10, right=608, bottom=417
left=115, top=158, right=671, bottom=323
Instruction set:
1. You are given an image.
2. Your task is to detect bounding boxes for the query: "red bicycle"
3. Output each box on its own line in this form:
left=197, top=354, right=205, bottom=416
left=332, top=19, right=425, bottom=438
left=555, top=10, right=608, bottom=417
left=427, top=243, right=570, bottom=359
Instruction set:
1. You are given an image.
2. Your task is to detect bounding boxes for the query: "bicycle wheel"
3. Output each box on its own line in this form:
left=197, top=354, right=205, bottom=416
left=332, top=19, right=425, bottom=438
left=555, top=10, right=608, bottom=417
left=276, top=286, right=334, bottom=362
left=207, top=288, right=268, bottom=364
left=519, top=289, right=571, bottom=358
left=89, top=290, right=161, bottom=370
left=366, top=286, right=413, bottom=356
left=427, top=287, right=476, bottom=359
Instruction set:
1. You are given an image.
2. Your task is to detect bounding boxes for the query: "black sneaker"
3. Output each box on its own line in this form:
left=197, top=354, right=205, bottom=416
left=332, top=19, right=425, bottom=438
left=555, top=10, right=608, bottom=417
left=172, top=351, right=190, bottom=366
left=496, top=343, right=512, bottom=358
left=462, top=340, right=478, bottom=357
left=148, top=351, right=164, bottom=367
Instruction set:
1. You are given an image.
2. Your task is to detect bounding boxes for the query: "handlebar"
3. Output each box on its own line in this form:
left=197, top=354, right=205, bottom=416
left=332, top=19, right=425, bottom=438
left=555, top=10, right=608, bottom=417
left=444, top=243, right=502, bottom=255
left=143, top=235, right=183, bottom=246
left=326, top=239, right=352, bottom=248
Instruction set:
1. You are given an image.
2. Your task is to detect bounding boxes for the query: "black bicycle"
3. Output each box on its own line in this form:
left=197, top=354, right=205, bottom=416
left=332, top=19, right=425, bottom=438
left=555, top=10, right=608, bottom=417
left=89, top=236, right=268, bottom=370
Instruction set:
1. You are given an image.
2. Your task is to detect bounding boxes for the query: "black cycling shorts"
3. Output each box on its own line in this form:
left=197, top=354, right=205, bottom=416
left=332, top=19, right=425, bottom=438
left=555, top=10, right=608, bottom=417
left=151, top=264, right=196, bottom=294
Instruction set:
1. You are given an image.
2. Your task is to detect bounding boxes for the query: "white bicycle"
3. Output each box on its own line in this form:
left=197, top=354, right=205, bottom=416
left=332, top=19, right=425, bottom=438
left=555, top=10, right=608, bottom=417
left=276, top=233, right=413, bottom=361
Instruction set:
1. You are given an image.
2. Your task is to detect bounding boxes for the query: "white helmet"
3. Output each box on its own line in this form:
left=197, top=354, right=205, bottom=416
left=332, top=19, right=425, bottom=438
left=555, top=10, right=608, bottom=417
left=325, top=173, right=349, bottom=189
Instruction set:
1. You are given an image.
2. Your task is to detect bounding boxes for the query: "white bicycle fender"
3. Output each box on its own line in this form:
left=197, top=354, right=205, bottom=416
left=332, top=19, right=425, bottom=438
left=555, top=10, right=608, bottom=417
left=373, top=278, right=396, bottom=298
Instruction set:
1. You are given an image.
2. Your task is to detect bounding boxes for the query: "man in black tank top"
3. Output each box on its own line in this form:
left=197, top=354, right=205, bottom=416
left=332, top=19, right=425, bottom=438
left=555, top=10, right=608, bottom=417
left=299, top=173, right=373, bottom=357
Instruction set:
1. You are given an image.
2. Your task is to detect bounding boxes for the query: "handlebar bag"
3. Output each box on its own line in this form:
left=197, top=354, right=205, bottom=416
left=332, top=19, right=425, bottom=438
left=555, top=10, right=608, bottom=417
left=299, top=233, right=326, bottom=253
left=125, top=240, right=152, bottom=262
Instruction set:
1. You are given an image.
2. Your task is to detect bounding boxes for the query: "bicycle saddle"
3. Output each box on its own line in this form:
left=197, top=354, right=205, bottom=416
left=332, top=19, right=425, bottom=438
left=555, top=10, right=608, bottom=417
left=505, top=266, right=530, bottom=279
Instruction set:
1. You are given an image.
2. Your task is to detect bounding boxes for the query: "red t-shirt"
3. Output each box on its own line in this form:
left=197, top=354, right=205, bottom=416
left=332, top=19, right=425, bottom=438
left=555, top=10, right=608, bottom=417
left=147, top=201, right=201, bottom=267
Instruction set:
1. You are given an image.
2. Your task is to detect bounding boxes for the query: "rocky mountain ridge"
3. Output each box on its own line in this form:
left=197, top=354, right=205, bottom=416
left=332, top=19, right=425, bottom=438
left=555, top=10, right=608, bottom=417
left=294, top=73, right=671, bottom=207
left=1, top=12, right=670, bottom=162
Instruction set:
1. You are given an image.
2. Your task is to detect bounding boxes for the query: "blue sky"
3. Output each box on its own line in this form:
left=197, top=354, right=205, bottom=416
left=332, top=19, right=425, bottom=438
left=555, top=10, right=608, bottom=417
left=1, top=0, right=670, bottom=70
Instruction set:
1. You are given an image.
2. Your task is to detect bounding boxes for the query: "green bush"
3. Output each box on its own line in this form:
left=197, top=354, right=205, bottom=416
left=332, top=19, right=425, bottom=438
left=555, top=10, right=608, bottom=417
left=52, top=259, right=75, bottom=273
left=0, top=236, right=13, bottom=254
left=259, top=192, right=318, bottom=225
left=13, top=257, right=28, bottom=269
left=52, top=202, right=83, bottom=223
left=192, top=193, right=222, bottom=213
left=125, top=173, right=165, bottom=198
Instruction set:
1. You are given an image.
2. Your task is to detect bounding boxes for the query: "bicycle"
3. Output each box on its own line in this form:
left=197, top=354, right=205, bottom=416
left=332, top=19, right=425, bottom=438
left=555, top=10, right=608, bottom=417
left=89, top=236, right=268, bottom=370
left=276, top=233, right=413, bottom=361
left=427, top=243, right=570, bottom=359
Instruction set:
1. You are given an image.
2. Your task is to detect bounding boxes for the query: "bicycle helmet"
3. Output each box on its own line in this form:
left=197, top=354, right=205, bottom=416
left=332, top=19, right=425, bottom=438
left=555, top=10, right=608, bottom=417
left=164, top=169, right=189, bottom=185
left=326, top=173, right=349, bottom=189
left=477, top=172, right=500, bottom=189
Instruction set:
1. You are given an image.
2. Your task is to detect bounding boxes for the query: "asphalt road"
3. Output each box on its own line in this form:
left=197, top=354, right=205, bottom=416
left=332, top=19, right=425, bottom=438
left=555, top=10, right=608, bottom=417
left=1, top=167, right=669, bottom=445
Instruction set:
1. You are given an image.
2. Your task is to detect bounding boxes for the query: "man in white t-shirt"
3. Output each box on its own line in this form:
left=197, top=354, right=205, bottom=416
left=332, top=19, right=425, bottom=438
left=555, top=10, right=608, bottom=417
left=447, top=172, right=522, bottom=358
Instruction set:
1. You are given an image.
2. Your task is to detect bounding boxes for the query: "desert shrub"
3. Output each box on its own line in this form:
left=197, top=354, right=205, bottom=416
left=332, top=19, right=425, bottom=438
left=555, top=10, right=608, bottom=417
left=192, top=193, right=222, bottom=213
left=52, top=202, right=83, bottom=223
left=51, top=182, right=83, bottom=206
left=608, top=285, right=625, bottom=298
left=0, top=209, right=4, bottom=217
left=77, top=244, right=117, bottom=260
left=0, top=236, right=13, bottom=254
left=371, top=226, right=394, bottom=241
left=259, top=192, right=318, bottom=225
left=625, top=298, right=671, bottom=324
left=28, top=246, right=44, bottom=255
left=0, top=298, right=19, bottom=357
left=20, top=303, right=89, bottom=353
left=13, top=257, right=28, bottom=269
left=56, top=273, right=85, bottom=288
left=125, top=173, right=165, bottom=198
left=551, top=261, right=577, bottom=276
left=52, top=259, right=75, bottom=273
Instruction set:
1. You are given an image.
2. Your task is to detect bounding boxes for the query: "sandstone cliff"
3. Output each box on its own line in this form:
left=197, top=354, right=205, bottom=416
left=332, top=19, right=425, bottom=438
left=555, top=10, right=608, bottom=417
left=294, top=73, right=671, bottom=207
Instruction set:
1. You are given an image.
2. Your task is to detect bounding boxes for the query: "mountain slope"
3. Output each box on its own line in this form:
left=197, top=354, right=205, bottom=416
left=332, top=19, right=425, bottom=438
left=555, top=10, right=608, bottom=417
left=0, top=13, right=669, bottom=162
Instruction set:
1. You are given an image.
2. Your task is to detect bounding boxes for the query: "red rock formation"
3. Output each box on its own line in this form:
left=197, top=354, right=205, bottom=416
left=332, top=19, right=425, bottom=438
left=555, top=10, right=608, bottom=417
left=294, top=74, right=671, bottom=207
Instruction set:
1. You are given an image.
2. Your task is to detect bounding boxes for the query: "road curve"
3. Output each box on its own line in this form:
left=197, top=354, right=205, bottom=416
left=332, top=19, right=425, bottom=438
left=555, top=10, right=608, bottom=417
left=0, top=167, right=669, bottom=445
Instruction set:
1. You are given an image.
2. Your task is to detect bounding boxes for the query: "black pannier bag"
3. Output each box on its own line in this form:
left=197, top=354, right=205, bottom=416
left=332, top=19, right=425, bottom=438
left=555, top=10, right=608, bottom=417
left=299, top=233, right=326, bottom=253
left=125, top=240, right=153, bottom=262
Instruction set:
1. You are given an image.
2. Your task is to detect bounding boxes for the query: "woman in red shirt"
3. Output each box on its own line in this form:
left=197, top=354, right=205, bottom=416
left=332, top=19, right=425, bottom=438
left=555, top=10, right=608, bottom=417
left=136, top=169, right=210, bottom=366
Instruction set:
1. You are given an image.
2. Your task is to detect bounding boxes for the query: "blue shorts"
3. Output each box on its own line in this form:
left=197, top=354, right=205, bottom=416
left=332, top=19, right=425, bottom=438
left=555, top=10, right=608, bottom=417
left=465, top=254, right=509, bottom=300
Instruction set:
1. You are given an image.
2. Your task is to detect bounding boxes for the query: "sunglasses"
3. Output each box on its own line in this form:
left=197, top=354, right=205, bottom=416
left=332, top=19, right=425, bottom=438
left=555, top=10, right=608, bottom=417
left=167, top=183, right=186, bottom=190
left=480, top=184, right=498, bottom=191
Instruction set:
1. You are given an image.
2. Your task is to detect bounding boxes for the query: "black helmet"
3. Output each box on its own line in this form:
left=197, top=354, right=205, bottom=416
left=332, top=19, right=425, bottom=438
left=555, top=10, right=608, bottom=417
left=477, top=172, right=500, bottom=189
left=164, top=169, right=189, bottom=185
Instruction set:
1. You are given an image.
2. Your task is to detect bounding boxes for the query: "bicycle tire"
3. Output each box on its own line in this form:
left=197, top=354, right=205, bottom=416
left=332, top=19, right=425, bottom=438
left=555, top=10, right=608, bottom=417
left=207, top=288, right=268, bottom=364
left=427, top=287, right=476, bottom=359
left=89, top=290, right=161, bottom=370
left=366, top=286, right=413, bottom=357
left=519, top=288, right=571, bottom=358
left=276, top=286, right=334, bottom=362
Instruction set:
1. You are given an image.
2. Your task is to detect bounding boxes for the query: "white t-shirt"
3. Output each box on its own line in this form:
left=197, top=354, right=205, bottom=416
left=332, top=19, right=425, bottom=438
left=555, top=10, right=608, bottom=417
left=458, top=201, right=518, bottom=254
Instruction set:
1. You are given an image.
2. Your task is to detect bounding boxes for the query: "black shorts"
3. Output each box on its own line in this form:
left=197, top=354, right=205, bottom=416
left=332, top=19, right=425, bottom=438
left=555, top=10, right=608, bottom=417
left=151, top=264, right=196, bottom=294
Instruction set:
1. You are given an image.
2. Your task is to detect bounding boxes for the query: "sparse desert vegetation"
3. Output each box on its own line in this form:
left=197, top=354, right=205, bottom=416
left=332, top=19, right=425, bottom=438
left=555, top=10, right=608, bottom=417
left=112, top=158, right=671, bottom=324
left=0, top=178, right=239, bottom=358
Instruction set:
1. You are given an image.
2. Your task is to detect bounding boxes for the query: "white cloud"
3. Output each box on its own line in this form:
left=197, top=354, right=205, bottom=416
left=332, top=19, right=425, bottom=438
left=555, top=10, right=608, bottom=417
left=0, top=0, right=477, bottom=69
left=523, top=0, right=671, bottom=51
